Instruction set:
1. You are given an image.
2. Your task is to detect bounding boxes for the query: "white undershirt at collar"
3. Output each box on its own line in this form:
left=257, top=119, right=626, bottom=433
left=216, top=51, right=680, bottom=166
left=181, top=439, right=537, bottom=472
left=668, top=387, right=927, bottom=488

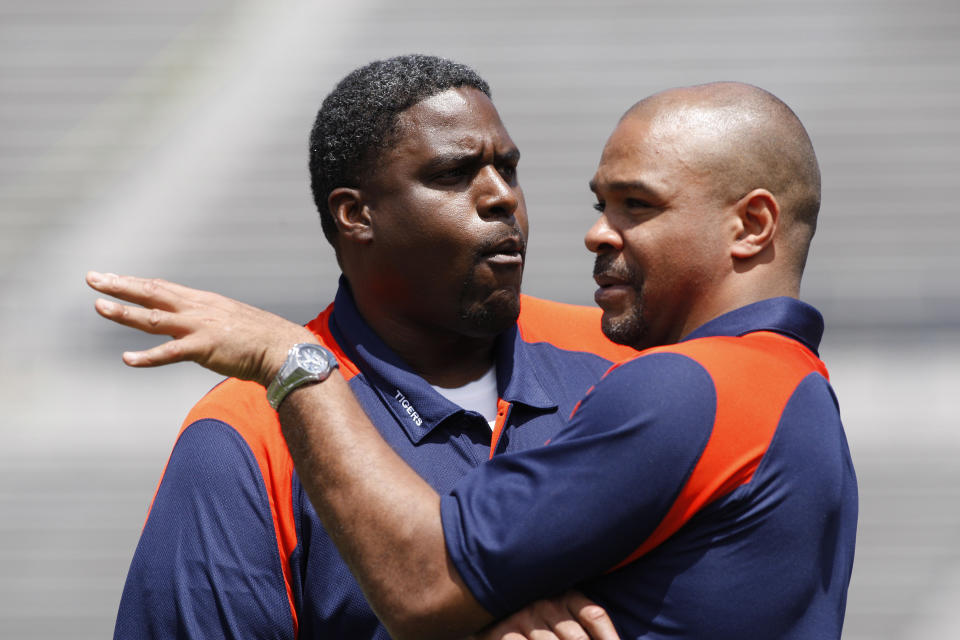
left=430, top=365, right=498, bottom=429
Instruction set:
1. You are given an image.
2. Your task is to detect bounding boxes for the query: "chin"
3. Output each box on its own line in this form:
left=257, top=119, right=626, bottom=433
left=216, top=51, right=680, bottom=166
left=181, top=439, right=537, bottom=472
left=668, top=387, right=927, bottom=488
left=459, top=287, right=522, bottom=336
left=600, top=306, right=649, bottom=349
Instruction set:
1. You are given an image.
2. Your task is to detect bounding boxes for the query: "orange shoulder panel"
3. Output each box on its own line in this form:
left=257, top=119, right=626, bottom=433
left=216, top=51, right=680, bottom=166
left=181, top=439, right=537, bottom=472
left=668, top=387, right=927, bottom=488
left=306, top=302, right=359, bottom=381
left=149, top=305, right=352, bottom=637
left=180, top=377, right=300, bottom=636
left=612, top=331, right=828, bottom=570
left=516, top=295, right=638, bottom=362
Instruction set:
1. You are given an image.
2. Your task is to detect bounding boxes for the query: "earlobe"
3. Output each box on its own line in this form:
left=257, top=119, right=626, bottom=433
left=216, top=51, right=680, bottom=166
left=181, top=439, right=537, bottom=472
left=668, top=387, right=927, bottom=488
left=731, top=189, right=778, bottom=259
left=329, top=188, right=374, bottom=244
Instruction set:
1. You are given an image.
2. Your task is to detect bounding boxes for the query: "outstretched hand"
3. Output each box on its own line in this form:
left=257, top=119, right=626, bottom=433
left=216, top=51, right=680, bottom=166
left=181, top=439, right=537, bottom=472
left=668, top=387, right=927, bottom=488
left=86, top=271, right=316, bottom=386
left=87, top=272, right=622, bottom=640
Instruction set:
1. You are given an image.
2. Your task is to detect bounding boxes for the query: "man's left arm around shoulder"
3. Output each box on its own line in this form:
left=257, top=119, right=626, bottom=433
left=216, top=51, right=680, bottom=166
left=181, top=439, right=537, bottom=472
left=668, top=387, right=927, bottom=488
left=86, top=272, right=619, bottom=640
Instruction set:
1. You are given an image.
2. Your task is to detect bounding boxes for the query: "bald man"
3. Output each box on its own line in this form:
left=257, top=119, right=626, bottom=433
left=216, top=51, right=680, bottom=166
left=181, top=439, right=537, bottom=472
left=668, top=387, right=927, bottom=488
left=89, top=82, right=857, bottom=639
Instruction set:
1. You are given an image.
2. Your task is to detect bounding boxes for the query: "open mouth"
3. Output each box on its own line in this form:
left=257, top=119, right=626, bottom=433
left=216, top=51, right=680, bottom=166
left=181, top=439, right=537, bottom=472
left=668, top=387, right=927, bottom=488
left=485, top=251, right=523, bottom=266
left=482, top=236, right=525, bottom=267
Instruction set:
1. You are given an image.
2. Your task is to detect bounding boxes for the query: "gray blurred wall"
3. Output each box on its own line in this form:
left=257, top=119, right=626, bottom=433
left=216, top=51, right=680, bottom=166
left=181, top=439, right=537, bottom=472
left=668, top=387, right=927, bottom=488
left=1, top=0, right=958, bottom=638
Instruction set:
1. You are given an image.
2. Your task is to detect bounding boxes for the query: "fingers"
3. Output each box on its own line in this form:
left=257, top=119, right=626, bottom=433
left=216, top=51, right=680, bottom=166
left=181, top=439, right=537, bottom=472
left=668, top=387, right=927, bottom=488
left=560, top=591, right=620, bottom=640
left=471, top=632, right=529, bottom=640
left=94, top=298, right=187, bottom=337
left=475, top=592, right=619, bottom=640
left=121, top=337, right=190, bottom=367
left=533, top=597, right=590, bottom=640
left=87, top=270, right=317, bottom=383
left=473, top=619, right=558, bottom=640
left=91, top=298, right=198, bottom=367
left=86, top=271, right=196, bottom=311
left=473, top=591, right=618, bottom=640
left=471, top=609, right=551, bottom=640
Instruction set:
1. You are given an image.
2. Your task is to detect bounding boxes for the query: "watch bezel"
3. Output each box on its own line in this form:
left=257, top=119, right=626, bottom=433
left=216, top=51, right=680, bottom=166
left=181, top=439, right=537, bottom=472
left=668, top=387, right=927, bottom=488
left=267, top=343, right=339, bottom=410
left=295, top=343, right=333, bottom=373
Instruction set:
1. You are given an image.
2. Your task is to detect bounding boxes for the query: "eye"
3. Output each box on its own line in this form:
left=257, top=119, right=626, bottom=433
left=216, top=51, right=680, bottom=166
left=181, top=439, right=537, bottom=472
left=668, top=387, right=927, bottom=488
left=625, top=198, right=652, bottom=209
left=592, top=201, right=605, bottom=213
left=433, top=166, right=470, bottom=185
left=498, top=163, right=517, bottom=181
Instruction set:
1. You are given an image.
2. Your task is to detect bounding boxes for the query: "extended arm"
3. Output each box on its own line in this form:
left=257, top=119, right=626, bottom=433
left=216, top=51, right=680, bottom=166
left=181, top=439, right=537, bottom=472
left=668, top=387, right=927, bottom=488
left=88, top=273, right=494, bottom=638
left=88, top=273, right=629, bottom=639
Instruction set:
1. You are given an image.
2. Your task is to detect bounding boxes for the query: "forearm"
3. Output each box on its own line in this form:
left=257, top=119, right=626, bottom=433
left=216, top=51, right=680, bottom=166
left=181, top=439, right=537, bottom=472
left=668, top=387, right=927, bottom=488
left=278, top=371, right=492, bottom=639
left=85, top=272, right=489, bottom=637
left=88, top=273, right=623, bottom=640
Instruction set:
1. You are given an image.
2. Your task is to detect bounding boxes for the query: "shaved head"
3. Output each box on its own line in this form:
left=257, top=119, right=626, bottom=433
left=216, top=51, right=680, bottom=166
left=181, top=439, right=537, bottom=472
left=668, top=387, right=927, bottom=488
left=624, top=82, right=821, bottom=272
left=587, top=82, right=823, bottom=347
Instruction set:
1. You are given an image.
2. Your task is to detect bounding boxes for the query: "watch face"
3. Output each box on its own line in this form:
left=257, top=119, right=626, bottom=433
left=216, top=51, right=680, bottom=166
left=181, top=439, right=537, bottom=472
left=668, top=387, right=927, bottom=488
left=296, top=345, right=329, bottom=373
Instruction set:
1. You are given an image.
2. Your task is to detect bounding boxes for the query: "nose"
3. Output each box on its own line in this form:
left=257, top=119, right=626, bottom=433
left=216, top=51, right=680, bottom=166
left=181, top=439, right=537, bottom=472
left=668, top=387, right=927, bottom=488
left=585, top=213, right=622, bottom=254
left=477, top=166, right=519, bottom=220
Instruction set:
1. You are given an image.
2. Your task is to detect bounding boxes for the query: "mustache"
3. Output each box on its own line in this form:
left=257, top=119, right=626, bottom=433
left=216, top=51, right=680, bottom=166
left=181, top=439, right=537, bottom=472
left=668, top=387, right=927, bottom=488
left=593, top=253, right=631, bottom=280
left=476, top=225, right=527, bottom=257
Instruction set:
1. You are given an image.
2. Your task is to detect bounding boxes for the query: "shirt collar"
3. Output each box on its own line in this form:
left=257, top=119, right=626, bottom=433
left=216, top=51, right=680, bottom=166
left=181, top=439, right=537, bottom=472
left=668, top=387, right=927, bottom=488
left=327, top=277, right=556, bottom=444
left=493, top=325, right=557, bottom=411
left=682, top=296, right=824, bottom=355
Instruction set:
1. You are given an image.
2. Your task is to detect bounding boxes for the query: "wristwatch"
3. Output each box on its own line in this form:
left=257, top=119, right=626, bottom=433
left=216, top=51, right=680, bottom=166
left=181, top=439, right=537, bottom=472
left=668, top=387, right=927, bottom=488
left=266, top=343, right=339, bottom=410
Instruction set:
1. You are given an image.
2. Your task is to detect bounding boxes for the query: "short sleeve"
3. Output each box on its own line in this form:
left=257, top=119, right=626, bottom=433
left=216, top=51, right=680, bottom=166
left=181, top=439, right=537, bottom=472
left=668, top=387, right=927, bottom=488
left=114, top=420, right=295, bottom=640
left=440, top=352, right=718, bottom=616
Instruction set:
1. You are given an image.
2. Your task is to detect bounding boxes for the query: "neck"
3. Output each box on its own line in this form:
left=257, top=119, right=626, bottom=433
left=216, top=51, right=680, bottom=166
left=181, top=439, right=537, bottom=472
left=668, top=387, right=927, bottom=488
left=353, top=296, right=497, bottom=389
left=679, top=270, right=800, bottom=341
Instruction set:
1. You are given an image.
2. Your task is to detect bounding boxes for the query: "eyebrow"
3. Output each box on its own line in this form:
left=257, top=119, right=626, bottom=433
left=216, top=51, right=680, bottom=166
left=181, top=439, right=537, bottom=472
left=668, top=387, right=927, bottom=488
left=423, top=151, right=477, bottom=172
left=424, top=147, right=520, bottom=173
left=589, top=178, right=658, bottom=194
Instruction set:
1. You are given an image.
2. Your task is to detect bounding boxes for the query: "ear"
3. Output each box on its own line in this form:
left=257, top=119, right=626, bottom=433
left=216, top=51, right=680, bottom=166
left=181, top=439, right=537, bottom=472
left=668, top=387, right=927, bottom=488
left=328, top=187, right=374, bottom=244
left=730, top=188, right=779, bottom=259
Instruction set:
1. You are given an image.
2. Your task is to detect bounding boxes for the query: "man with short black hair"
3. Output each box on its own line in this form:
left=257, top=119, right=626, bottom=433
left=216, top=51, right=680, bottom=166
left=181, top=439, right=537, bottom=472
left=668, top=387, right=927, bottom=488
left=106, top=54, right=632, bottom=639
left=309, top=54, right=490, bottom=250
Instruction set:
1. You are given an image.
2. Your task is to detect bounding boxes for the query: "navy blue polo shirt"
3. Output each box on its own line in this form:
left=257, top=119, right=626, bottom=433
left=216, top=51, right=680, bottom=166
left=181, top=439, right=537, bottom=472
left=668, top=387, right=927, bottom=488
left=113, top=280, right=634, bottom=639
left=441, top=297, right=859, bottom=639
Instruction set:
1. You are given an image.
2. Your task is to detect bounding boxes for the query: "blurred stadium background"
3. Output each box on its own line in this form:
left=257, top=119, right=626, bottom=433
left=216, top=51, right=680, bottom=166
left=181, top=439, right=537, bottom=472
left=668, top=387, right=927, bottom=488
left=1, top=0, right=958, bottom=637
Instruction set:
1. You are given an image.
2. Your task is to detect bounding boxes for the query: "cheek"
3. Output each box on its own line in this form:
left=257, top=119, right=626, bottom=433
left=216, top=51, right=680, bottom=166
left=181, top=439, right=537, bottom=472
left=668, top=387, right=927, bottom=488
left=425, top=218, right=480, bottom=259
left=619, top=226, right=656, bottom=270
left=378, top=195, right=469, bottom=252
left=654, top=233, right=724, bottom=293
left=620, top=228, right=692, bottom=290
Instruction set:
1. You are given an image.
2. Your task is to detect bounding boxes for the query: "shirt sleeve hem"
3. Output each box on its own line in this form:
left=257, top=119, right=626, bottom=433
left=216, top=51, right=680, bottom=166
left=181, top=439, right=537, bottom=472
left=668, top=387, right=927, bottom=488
left=440, top=494, right=510, bottom=618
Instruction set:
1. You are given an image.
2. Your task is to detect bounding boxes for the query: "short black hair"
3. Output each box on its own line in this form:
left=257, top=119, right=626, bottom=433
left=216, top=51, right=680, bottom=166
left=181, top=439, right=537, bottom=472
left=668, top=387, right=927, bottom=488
left=308, top=54, right=491, bottom=247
